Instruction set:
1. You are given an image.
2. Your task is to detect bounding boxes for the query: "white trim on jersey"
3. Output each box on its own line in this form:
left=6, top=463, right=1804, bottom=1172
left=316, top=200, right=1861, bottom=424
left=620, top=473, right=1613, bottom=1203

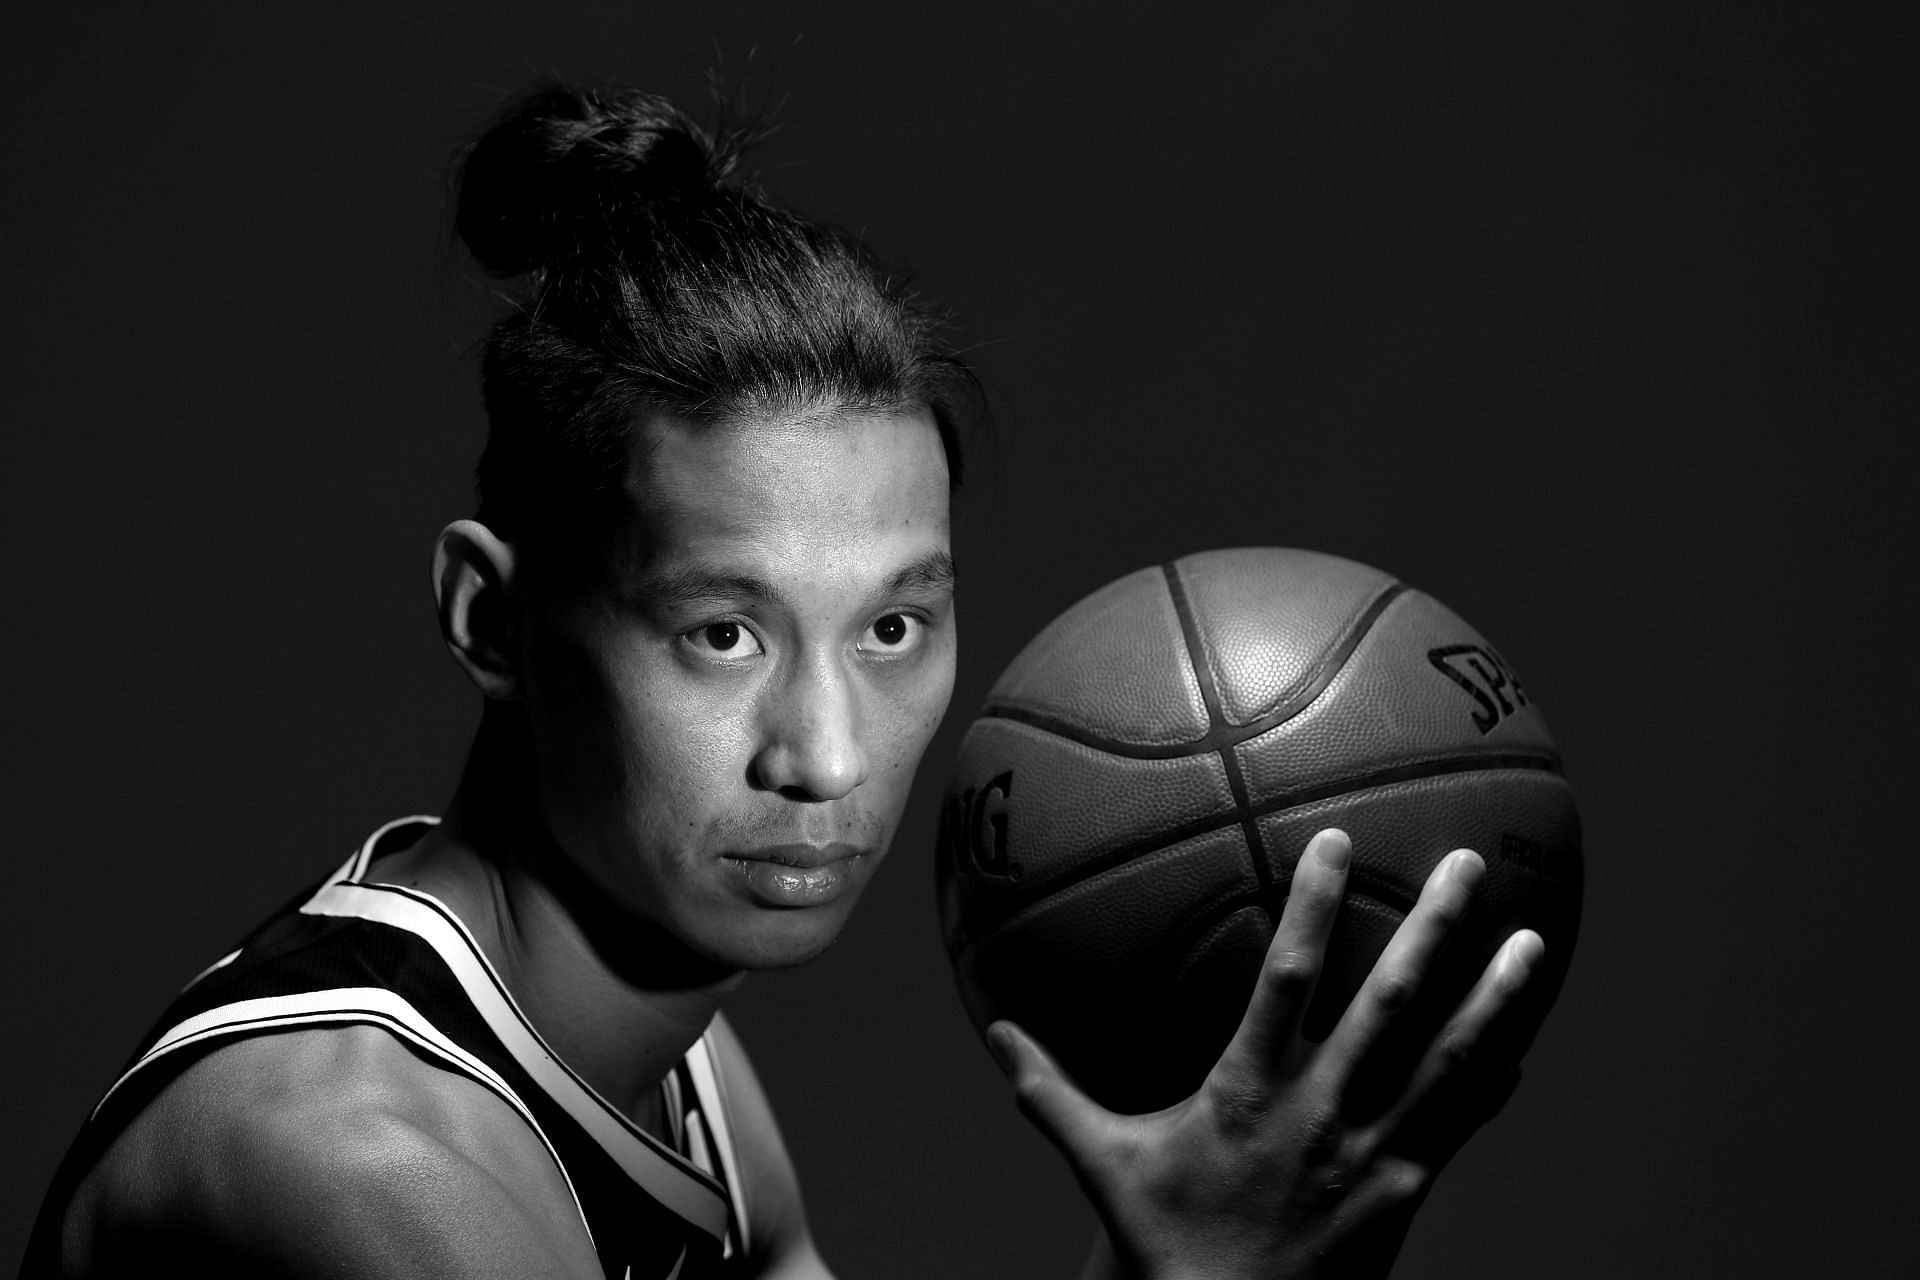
left=684, top=1033, right=752, bottom=1257
left=91, top=986, right=596, bottom=1251
left=660, top=1067, right=687, bottom=1151
left=181, top=947, right=243, bottom=993
left=298, top=818, right=733, bottom=1245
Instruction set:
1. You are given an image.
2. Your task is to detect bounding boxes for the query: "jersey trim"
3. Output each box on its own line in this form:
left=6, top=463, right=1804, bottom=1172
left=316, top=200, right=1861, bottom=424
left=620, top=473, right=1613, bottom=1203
left=182, top=946, right=243, bottom=992
left=683, top=1034, right=751, bottom=1255
left=300, top=821, right=732, bottom=1244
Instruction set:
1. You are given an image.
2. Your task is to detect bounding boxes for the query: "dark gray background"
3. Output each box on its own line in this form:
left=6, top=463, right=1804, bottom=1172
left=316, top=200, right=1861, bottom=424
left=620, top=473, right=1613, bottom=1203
left=4, top=2, right=1910, bottom=1276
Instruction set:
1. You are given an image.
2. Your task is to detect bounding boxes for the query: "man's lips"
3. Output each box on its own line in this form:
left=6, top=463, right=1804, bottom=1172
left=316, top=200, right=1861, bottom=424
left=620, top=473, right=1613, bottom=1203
left=725, top=843, right=872, bottom=908
left=727, top=842, right=869, bottom=870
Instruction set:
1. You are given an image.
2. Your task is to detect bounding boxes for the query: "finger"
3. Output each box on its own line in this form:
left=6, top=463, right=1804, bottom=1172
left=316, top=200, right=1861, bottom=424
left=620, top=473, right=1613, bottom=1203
left=1219, top=828, right=1352, bottom=1078
left=1378, top=929, right=1544, bottom=1146
left=1323, top=848, right=1486, bottom=1075
left=986, top=1020, right=1124, bottom=1175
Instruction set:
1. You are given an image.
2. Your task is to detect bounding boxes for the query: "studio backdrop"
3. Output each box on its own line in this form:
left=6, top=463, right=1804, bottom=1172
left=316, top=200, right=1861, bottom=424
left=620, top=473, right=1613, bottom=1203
left=3, top=3, right=1908, bottom=1277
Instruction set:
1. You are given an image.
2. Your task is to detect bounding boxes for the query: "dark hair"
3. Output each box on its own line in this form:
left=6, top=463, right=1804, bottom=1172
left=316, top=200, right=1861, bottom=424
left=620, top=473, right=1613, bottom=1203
left=452, top=81, right=973, bottom=554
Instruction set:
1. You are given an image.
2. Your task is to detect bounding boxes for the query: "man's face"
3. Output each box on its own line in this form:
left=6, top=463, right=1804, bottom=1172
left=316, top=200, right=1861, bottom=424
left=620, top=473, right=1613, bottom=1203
left=518, top=408, right=956, bottom=970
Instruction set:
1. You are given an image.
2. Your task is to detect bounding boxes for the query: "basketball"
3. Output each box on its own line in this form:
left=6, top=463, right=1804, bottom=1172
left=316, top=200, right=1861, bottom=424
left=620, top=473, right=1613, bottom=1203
left=936, top=547, right=1583, bottom=1114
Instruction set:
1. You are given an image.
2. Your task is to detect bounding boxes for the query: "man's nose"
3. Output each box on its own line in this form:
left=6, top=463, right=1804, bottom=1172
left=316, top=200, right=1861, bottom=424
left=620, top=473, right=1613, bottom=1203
left=751, top=654, right=870, bottom=801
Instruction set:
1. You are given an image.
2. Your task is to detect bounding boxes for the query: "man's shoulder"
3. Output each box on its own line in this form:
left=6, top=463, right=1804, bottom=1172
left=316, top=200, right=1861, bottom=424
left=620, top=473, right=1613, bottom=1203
left=59, top=1026, right=598, bottom=1278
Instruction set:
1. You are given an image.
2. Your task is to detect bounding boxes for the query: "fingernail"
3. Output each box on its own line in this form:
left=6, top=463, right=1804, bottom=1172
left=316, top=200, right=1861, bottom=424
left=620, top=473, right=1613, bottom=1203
left=1508, top=931, right=1544, bottom=972
left=1314, top=829, right=1352, bottom=871
left=1449, top=849, right=1485, bottom=889
left=985, top=1024, right=1016, bottom=1074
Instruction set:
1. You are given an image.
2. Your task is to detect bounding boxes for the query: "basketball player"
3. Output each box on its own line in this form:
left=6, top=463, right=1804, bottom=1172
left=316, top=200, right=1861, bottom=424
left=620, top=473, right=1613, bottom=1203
left=24, top=83, right=1546, bottom=1280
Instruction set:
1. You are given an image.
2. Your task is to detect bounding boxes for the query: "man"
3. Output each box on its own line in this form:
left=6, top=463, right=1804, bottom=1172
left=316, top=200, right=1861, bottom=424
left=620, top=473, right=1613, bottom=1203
left=25, top=83, right=1541, bottom=1279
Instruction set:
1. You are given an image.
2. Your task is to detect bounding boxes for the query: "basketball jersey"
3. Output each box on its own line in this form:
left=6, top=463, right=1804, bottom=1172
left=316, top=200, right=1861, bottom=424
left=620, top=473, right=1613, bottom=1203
left=24, top=817, right=749, bottom=1280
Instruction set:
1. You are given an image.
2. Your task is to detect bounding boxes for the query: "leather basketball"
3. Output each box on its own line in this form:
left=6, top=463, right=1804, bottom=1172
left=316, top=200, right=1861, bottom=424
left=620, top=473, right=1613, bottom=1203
left=936, top=548, right=1583, bottom=1114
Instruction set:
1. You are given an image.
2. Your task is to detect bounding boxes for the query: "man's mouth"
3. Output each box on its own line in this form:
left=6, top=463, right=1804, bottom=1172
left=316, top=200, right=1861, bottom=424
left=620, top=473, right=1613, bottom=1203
left=724, top=844, right=870, bottom=907
left=729, top=842, right=868, bottom=870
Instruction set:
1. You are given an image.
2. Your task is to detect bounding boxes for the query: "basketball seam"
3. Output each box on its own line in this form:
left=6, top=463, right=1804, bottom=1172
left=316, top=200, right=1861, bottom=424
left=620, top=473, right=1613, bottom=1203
left=1188, top=875, right=1418, bottom=954
left=946, top=752, right=1566, bottom=957
left=1159, top=561, right=1275, bottom=896
left=1160, top=561, right=1230, bottom=726
left=976, top=582, right=1413, bottom=759
left=953, top=858, right=1418, bottom=972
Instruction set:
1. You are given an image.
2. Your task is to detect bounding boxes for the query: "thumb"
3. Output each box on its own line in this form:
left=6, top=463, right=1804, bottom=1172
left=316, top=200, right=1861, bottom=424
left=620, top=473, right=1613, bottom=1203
left=987, top=1020, right=1118, bottom=1169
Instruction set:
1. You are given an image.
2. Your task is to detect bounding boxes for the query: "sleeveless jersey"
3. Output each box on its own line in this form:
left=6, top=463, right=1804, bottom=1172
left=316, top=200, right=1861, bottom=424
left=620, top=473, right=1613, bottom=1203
left=24, top=817, right=749, bottom=1280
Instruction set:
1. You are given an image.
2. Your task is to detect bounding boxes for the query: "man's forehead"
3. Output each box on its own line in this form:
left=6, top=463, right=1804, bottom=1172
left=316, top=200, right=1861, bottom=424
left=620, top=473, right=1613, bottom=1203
left=613, top=408, right=952, bottom=581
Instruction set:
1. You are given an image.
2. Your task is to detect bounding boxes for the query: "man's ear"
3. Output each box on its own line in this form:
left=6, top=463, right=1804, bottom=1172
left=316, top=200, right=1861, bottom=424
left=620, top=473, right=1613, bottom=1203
left=433, top=519, right=522, bottom=701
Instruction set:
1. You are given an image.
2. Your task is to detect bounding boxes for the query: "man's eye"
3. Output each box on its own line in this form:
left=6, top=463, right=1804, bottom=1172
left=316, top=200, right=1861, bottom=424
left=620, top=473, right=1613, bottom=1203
left=687, top=621, right=764, bottom=658
left=860, top=613, right=923, bottom=653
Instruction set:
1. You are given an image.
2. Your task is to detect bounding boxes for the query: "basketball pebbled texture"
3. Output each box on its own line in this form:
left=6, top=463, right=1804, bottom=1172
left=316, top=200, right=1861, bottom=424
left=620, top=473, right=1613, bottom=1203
left=936, top=547, right=1583, bottom=1115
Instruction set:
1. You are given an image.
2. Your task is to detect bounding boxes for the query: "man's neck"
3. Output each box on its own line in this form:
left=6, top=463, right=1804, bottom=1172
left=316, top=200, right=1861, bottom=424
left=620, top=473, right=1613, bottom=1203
left=366, top=708, right=744, bottom=1125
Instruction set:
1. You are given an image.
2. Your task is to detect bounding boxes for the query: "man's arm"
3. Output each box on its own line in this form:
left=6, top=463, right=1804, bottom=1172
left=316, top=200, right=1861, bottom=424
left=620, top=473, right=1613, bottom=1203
left=705, top=1012, right=837, bottom=1280
left=59, top=1026, right=602, bottom=1279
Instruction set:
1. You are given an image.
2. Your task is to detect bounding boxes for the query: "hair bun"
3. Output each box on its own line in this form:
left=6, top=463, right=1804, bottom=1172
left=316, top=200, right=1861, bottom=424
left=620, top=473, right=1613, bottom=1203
left=456, top=82, right=725, bottom=278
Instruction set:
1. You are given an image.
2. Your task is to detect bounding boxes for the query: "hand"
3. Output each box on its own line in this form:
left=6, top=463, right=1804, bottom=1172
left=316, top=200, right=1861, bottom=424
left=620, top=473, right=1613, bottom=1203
left=990, top=828, right=1545, bottom=1280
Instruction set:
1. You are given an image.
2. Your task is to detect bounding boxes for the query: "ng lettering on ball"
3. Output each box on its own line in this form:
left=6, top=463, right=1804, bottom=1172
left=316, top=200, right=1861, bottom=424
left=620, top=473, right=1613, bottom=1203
left=940, top=770, right=1018, bottom=881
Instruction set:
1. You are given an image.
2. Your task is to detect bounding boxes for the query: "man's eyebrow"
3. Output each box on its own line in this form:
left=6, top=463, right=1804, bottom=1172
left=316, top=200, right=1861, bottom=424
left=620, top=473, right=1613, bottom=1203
left=630, top=566, right=794, bottom=613
left=629, top=550, right=955, bottom=614
left=880, top=550, right=957, bottom=600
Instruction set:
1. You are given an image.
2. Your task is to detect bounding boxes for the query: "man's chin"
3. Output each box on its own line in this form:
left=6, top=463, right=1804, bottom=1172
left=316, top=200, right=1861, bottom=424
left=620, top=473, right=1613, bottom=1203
left=693, top=898, right=859, bottom=971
